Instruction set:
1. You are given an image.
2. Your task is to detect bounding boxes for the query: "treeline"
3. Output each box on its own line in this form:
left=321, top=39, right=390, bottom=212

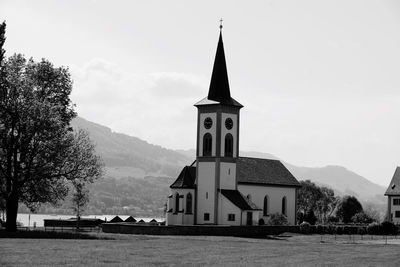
left=297, top=180, right=381, bottom=225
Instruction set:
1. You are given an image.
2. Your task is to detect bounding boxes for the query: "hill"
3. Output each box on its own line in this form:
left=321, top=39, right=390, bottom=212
left=71, top=117, right=191, bottom=179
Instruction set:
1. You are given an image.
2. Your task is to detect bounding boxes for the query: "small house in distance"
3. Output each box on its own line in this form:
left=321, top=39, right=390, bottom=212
left=385, top=167, right=400, bottom=224
left=165, top=25, right=301, bottom=226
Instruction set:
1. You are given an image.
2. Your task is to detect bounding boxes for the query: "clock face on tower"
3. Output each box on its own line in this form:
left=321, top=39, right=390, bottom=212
left=225, top=118, right=233, bottom=130
left=204, top=117, right=213, bottom=129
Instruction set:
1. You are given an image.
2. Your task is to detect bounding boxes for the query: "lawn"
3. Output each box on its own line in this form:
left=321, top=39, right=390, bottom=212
left=1, top=233, right=400, bottom=266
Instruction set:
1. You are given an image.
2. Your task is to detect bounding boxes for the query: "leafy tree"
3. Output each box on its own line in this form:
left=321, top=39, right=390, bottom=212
left=363, top=204, right=382, bottom=223
left=0, top=53, right=103, bottom=231
left=297, top=180, right=322, bottom=213
left=315, top=186, right=338, bottom=223
left=336, top=195, right=363, bottom=223
left=72, top=180, right=89, bottom=229
left=297, top=180, right=338, bottom=224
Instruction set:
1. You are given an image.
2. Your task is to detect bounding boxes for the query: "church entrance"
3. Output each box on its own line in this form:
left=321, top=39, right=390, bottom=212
left=246, top=212, right=253, bottom=226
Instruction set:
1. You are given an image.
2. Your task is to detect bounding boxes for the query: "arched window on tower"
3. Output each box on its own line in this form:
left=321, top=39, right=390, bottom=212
left=186, top=193, right=192, bottom=214
left=224, top=133, right=233, bottom=157
left=263, top=195, right=269, bottom=216
left=282, top=196, right=287, bottom=216
left=175, top=193, right=180, bottom=213
left=203, top=133, right=212, bottom=156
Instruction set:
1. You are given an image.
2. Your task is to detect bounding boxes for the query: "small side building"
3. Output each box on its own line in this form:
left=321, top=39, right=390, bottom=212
left=385, top=167, right=400, bottom=224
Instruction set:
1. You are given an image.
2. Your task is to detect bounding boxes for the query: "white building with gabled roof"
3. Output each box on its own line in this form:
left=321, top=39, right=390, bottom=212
left=385, top=167, right=400, bottom=224
left=166, top=26, right=300, bottom=226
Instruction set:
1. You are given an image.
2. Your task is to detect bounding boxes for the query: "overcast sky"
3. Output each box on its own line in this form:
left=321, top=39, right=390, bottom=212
left=2, top=0, right=400, bottom=186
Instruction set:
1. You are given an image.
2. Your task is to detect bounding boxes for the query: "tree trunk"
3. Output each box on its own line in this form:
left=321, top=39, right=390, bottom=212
left=6, top=191, right=18, bottom=232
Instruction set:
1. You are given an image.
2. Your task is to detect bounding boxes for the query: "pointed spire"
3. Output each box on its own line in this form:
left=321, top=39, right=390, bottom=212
left=207, top=26, right=231, bottom=103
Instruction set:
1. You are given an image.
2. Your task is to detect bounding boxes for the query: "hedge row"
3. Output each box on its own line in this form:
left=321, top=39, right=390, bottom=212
left=299, top=221, right=398, bottom=235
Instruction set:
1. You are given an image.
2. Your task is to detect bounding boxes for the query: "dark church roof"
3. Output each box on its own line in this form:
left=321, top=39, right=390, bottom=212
left=195, top=30, right=242, bottom=108
left=237, top=157, right=301, bottom=187
left=170, top=166, right=196, bottom=189
left=220, top=189, right=260, bottom=210
left=385, top=167, right=400, bottom=196
left=169, top=157, right=300, bottom=189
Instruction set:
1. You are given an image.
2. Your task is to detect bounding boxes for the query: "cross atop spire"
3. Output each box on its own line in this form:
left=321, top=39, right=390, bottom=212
left=219, top=18, right=223, bottom=30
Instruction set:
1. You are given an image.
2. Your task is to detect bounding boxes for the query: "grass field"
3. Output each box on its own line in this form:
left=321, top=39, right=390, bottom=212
left=1, top=233, right=400, bottom=266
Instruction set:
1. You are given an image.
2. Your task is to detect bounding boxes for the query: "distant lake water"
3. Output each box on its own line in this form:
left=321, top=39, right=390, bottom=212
left=17, top=213, right=164, bottom=227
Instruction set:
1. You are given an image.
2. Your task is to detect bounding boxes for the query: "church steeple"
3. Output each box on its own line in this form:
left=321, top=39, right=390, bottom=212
left=195, top=24, right=243, bottom=108
left=208, top=31, right=231, bottom=103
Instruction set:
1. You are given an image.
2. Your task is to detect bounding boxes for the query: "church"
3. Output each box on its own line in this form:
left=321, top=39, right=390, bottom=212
left=166, top=26, right=301, bottom=226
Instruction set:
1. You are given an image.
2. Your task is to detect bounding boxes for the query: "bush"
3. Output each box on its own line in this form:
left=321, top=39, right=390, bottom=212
left=357, top=227, right=367, bottom=235
left=351, top=211, right=374, bottom=224
left=381, top=221, right=396, bottom=235
left=316, top=224, right=325, bottom=234
left=258, top=218, right=265, bottom=226
left=267, top=213, right=288, bottom=226
left=326, top=225, right=336, bottom=235
left=300, top=222, right=311, bottom=234
left=303, top=209, right=317, bottom=225
left=336, top=226, right=344, bottom=235
left=367, top=222, right=381, bottom=235
left=343, top=226, right=358, bottom=235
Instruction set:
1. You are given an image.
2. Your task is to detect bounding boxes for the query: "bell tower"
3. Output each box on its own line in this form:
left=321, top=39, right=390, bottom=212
left=194, top=24, right=243, bottom=224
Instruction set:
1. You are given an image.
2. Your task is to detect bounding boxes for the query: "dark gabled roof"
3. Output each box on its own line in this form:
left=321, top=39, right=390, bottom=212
left=220, top=189, right=261, bottom=210
left=195, top=30, right=243, bottom=108
left=110, top=216, right=123, bottom=223
left=237, top=157, right=301, bottom=187
left=170, top=166, right=196, bottom=189
left=385, top=167, right=400, bottom=196
left=124, top=216, right=137, bottom=223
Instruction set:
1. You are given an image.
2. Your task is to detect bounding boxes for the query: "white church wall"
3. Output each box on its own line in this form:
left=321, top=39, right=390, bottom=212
left=166, top=188, right=195, bottom=225
left=197, top=162, right=216, bottom=224
left=218, top=193, right=241, bottom=225
left=220, top=113, right=238, bottom=157
left=219, top=162, right=236, bottom=190
left=238, top=184, right=297, bottom=225
left=199, top=113, right=217, bottom=157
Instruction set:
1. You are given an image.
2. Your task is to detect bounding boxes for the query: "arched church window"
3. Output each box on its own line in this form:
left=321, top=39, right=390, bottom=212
left=224, top=133, right=233, bottom=157
left=282, top=196, right=287, bottom=216
left=263, top=195, right=269, bottom=216
left=175, top=193, right=180, bottom=213
left=186, top=193, right=192, bottom=214
left=203, top=133, right=212, bottom=156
